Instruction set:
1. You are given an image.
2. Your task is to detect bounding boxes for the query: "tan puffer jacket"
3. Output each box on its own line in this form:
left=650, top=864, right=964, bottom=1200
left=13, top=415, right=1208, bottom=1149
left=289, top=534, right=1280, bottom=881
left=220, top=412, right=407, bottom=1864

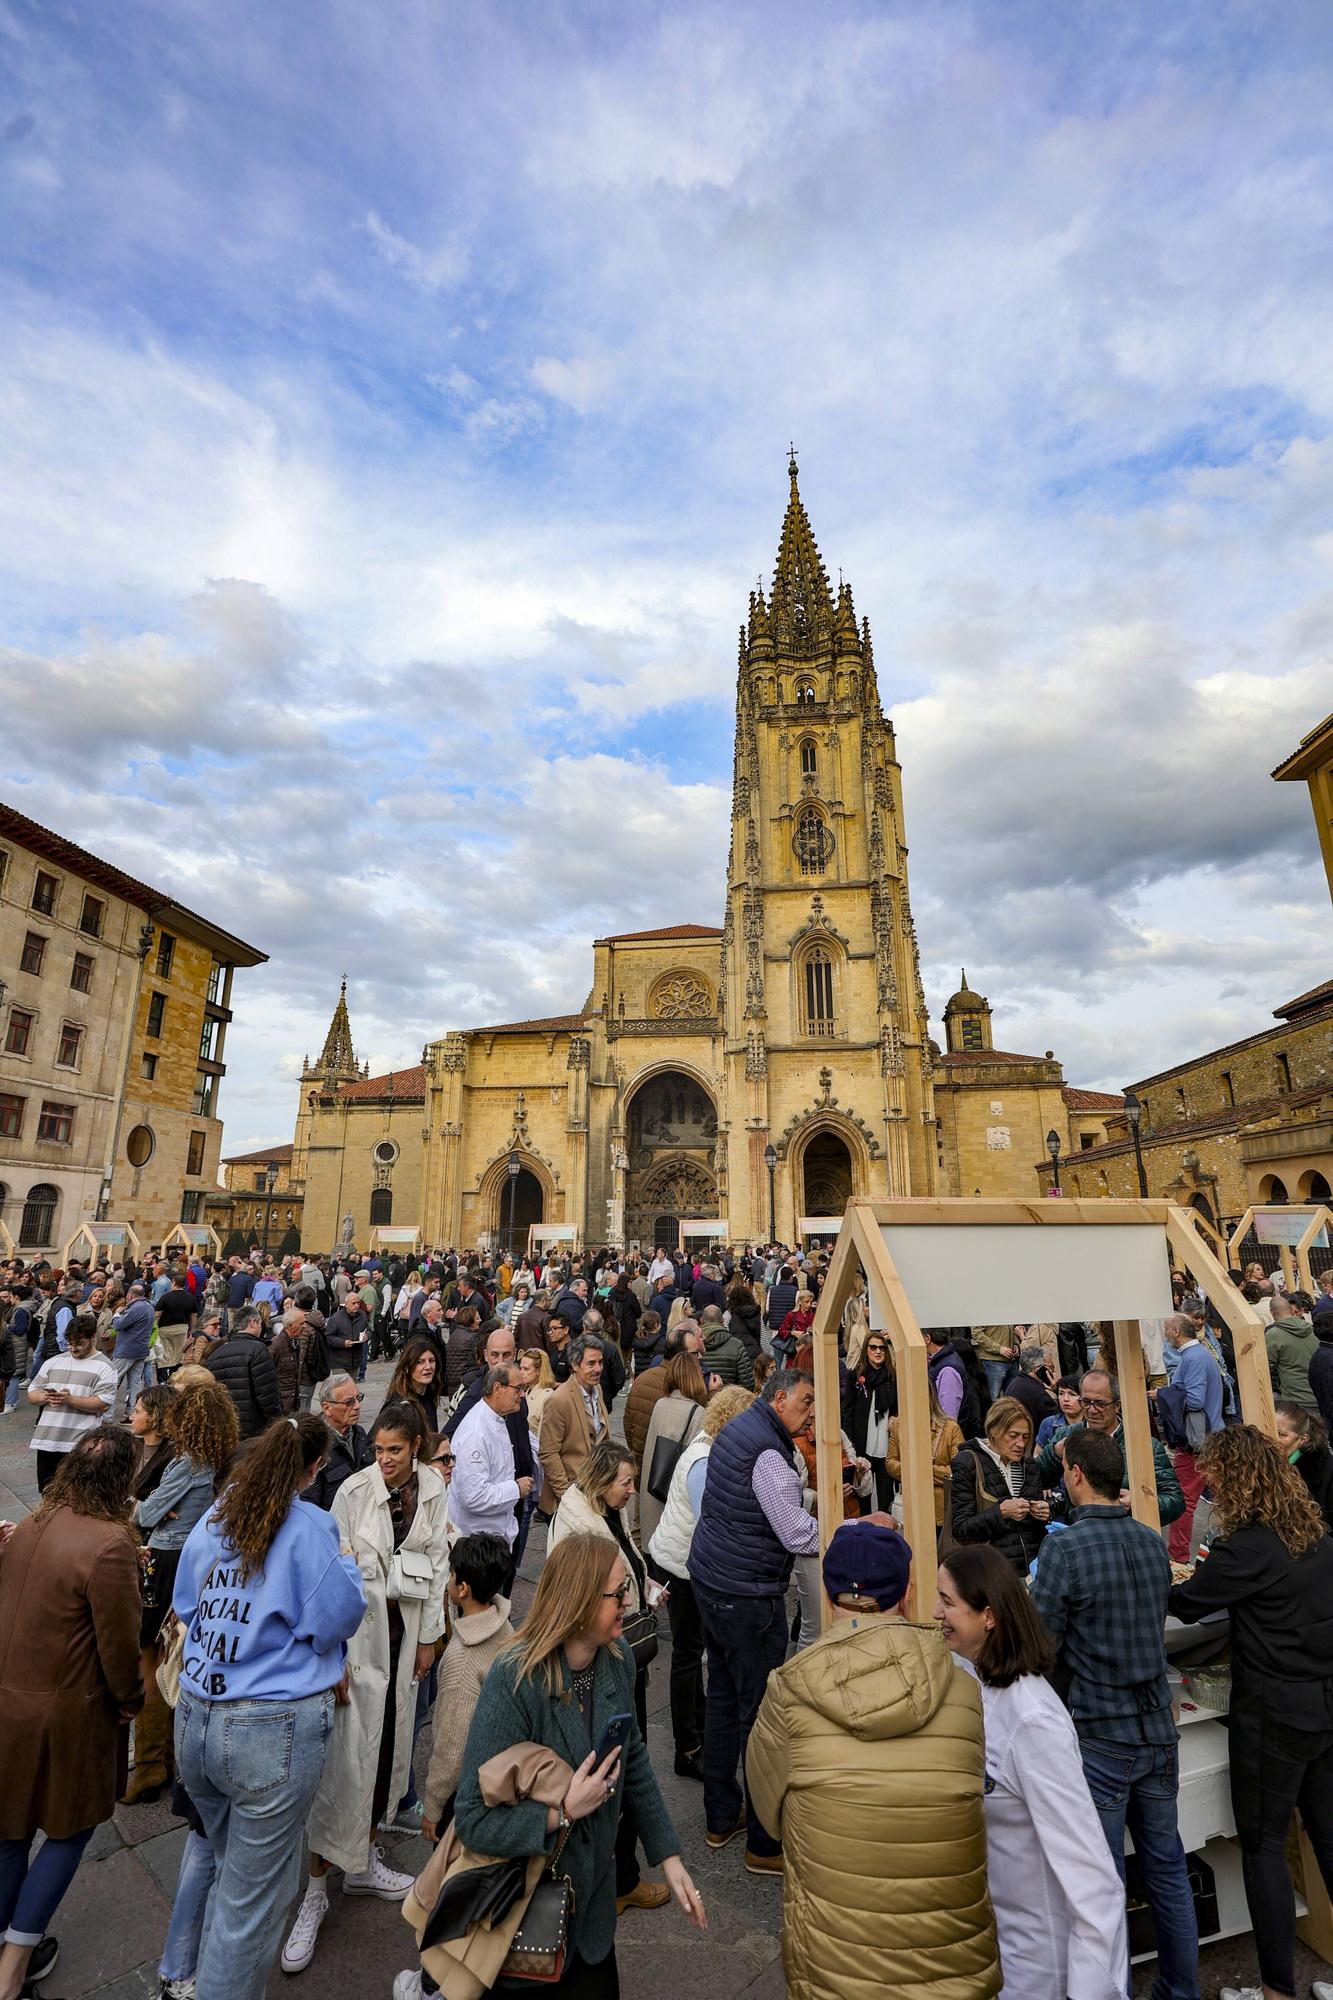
left=746, top=1617, right=1000, bottom=2000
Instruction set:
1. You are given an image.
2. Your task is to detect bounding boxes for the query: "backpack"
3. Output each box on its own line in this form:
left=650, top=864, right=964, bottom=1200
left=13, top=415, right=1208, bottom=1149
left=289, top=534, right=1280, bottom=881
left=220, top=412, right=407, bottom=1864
left=303, top=1321, right=330, bottom=1384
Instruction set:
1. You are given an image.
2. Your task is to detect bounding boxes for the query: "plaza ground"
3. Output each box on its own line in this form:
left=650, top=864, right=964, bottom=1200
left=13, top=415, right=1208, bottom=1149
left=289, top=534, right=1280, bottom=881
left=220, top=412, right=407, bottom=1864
left=0, top=1360, right=1325, bottom=1999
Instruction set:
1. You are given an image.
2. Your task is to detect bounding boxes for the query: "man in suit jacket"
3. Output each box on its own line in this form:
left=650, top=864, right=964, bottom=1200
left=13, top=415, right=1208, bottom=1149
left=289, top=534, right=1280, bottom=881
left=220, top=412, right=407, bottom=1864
left=537, top=1335, right=609, bottom=1517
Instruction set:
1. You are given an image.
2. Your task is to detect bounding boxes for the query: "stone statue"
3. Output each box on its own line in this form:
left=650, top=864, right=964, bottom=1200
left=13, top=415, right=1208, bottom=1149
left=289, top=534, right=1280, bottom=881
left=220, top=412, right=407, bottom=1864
left=338, top=1212, right=355, bottom=1252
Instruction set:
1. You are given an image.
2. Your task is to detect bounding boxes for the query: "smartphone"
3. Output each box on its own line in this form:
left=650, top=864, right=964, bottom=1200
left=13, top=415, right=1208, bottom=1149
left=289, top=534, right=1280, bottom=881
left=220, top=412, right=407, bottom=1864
left=593, top=1712, right=634, bottom=1767
left=645, top=1578, right=667, bottom=1609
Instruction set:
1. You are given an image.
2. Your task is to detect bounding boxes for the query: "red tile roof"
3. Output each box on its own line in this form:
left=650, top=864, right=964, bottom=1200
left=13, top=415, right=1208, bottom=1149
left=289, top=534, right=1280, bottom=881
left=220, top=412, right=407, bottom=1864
left=338, top=1065, right=428, bottom=1103
left=222, top=1142, right=294, bottom=1166
left=598, top=924, right=723, bottom=943
left=938, top=1049, right=1053, bottom=1067
left=1062, top=1087, right=1125, bottom=1111
left=1274, top=978, right=1333, bottom=1019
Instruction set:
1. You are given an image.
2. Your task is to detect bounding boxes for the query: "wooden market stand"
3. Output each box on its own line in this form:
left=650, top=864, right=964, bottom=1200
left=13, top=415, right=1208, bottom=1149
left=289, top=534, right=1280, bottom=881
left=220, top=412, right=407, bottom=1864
left=1228, top=1203, right=1333, bottom=1295
left=808, top=1195, right=1333, bottom=1958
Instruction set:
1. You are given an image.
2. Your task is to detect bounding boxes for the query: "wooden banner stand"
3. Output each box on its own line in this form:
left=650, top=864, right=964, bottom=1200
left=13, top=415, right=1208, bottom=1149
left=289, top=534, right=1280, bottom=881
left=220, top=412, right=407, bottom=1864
left=1228, top=1204, right=1333, bottom=1295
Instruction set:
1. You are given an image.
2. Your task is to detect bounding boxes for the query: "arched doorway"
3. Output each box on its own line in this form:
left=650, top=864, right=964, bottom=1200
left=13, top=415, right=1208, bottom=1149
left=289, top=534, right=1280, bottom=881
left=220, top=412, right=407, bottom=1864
left=1299, top=1170, right=1331, bottom=1202
left=801, top=1131, right=854, bottom=1217
left=502, top=1168, right=544, bottom=1254
left=624, top=1070, right=718, bottom=1248
left=1259, top=1175, right=1289, bottom=1204
left=369, top=1187, right=393, bottom=1227
left=1188, top=1191, right=1216, bottom=1224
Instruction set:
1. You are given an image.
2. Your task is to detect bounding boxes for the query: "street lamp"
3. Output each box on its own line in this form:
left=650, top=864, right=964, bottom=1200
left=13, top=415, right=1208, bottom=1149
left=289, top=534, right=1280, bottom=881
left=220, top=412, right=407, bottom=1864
left=1122, top=1089, right=1148, bottom=1197
left=1046, top=1128, right=1062, bottom=1195
left=260, top=1159, right=280, bottom=1260
left=506, top=1151, right=521, bottom=1256
left=763, top=1143, right=778, bottom=1245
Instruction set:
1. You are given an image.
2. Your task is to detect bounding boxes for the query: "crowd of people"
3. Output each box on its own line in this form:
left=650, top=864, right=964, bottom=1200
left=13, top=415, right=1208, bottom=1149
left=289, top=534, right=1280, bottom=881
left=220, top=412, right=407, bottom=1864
left=0, top=1237, right=1331, bottom=2000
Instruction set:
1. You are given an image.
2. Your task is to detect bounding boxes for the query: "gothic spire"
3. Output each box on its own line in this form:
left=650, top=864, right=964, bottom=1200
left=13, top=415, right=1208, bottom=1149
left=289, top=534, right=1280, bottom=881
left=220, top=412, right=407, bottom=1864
left=770, top=452, right=833, bottom=643
left=315, top=978, right=357, bottom=1077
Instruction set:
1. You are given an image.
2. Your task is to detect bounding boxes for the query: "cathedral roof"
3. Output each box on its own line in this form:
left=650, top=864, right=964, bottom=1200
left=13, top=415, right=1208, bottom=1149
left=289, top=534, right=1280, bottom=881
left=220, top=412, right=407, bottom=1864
left=222, top=1142, right=295, bottom=1166
left=338, top=1065, right=427, bottom=1103
left=597, top=924, right=723, bottom=943
left=938, top=1048, right=1053, bottom=1068
left=468, top=1013, right=586, bottom=1034
left=943, top=970, right=990, bottom=1016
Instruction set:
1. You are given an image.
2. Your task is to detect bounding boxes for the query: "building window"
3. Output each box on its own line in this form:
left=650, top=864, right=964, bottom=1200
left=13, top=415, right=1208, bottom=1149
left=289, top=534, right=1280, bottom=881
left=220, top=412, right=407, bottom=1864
left=1220, top=1071, right=1234, bottom=1107
left=5, top=1010, right=33, bottom=1057
left=199, top=1017, right=218, bottom=1062
left=0, top=849, right=8, bottom=892
left=802, top=945, right=836, bottom=1036
left=794, top=808, right=833, bottom=876
left=187, top=1130, right=206, bottom=1176
left=56, top=1022, right=82, bottom=1068
left=157, top=932, right=176, bottom=979
left=180, top=1191, right=203, bottom=1224
left=1276, top=1051, right=1292, bottom=1093
left=30, top=871, right=57, bottom=916
left=20, top=932, right=45, bottom=976
left=207, top=960, right=223, bottom=1003
left=19, top=1183, right=58, bottom=1248
left=253, top=1171, right=267, bottom=1191
left=1175, top=1086, right=1186, bottom=1113
left=70, top=952, right=94, bottom=994
left=79, top=894, right=104, bottom=939
left=1080, top=1132, right=1097, bottom=1150
left=37, top=1101, right=75, bottom=1144
left=191, top=1072, right=216, bottom=1118
left=126, top=1123, right=155, bottom=1166
left=370, top=1187, right=393, bottom=1226
left=795, top=680, right=816, bottom=708
left=960, top=1017, right=984, bottom=1051
left=146, top=991, right=166, bottom=1037
left=141, top=1052, right=158, bottom=1080
left=0, top=1095, right=25, bottom=1139
left=799, top=737, right=817, bottom=777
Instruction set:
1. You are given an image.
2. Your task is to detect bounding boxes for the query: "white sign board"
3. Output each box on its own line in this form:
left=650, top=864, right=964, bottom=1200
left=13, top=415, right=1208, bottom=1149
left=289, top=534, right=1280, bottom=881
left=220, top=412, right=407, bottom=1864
left=1255, top=1211, right=1329, bottom=1249
left=870, top=1223, right=1173, bottom=1328
left=798, top=1216, right=843, bottom=1238
left=530, top=1224, right=577, bottom=1244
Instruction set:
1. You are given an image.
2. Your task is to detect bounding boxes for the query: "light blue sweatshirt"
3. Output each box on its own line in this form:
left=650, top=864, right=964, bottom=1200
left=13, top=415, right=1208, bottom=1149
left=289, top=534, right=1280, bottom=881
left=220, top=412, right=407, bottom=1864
left=172, top=1495, right=365, bottom=1703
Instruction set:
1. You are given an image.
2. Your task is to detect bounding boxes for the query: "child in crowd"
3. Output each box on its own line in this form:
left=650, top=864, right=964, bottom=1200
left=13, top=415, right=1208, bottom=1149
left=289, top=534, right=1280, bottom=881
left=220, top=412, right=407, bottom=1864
left=420, top=1533, right=515, bottom=1842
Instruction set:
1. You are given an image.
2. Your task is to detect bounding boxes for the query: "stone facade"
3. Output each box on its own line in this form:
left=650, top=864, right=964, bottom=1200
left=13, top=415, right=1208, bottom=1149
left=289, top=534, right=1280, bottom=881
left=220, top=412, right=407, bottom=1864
left=295, top=467, right=1114, bottom=1254
left=0, top=802, right=265, bottom=1255
left=211, top=1142, right=306, bottom=1250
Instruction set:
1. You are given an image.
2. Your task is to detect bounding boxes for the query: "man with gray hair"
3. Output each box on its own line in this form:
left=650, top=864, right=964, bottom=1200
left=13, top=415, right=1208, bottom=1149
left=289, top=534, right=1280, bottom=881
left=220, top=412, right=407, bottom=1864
left=1004, top=1344, right=1059, bottom=1430
left=450, top=1364, right=533, bottom=1546
left=301, top=1373, right=372, bottom=1509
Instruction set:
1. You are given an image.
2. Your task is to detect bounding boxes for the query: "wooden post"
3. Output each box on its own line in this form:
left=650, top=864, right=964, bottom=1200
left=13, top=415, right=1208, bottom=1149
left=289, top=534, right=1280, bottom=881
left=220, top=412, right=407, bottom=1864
left=1113, top=1320, right=1160, bottom=1533
left=808, top=1227, right=858, bottom=1634
left=1165, top=1208, right=1275, bottom=1436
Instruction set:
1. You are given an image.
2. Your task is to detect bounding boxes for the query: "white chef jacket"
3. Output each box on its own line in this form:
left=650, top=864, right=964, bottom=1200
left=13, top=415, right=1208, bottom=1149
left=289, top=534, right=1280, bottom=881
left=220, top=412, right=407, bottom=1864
left=449, top=1399, right=521, bottom=1546
left=980, top=1673, right=1128, bottom=2000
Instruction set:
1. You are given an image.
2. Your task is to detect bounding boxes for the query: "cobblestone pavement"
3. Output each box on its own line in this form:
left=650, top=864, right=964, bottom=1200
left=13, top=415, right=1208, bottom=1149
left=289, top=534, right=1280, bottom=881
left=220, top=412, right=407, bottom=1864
left=0, top=1359, right=1325, bottom=1999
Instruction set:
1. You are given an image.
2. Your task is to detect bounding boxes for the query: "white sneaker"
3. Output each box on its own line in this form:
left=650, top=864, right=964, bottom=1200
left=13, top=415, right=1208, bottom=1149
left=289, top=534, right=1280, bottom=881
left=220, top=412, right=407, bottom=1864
left=1311, top=1987, right=1333, bottom=2000
left=1220, top=1987, right=1262, bottom=2000
left=344, top=1845, right=415, bottom=1900
left=392, top=1974, right=424, bottom=2000
left=280, top=1886, right=328, bottom=1973
left=158, top=1980, right=197, bottom=1999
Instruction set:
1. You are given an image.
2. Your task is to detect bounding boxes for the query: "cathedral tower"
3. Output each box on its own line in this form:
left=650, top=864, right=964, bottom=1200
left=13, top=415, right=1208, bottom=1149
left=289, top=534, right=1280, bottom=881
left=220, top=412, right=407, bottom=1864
left=721, top=456, right=937, bottom=1236
left=292, top=980, right=362, bottom=1188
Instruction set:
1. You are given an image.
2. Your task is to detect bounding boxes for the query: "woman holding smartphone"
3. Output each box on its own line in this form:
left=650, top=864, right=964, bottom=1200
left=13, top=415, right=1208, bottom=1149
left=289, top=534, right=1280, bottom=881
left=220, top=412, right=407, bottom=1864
left=450, top=1533, right=704, bottom=2000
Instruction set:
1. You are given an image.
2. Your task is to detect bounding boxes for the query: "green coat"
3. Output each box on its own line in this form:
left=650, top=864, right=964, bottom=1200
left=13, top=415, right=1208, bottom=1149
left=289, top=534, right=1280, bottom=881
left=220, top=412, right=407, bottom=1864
left=454, top=1638, right=678, bottom=1965
left=1036, top=1419, right=1184, bottom=1524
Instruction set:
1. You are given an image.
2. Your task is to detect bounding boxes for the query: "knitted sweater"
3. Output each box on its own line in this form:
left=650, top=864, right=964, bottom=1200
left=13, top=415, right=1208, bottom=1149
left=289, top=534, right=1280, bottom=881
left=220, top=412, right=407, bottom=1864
left=423, top=1598, right=515, bottom=1821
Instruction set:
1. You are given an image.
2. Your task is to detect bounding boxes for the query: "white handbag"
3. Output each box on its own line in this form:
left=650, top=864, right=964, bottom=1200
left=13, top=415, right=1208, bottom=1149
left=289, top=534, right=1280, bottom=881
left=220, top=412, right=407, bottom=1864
left=388, top=1547, right=433, bottom=1602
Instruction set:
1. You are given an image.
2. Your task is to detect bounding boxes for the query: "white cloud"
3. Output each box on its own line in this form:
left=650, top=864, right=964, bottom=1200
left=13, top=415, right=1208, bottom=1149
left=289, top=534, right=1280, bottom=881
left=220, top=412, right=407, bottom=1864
left=364, top=209, right=467, bottom=292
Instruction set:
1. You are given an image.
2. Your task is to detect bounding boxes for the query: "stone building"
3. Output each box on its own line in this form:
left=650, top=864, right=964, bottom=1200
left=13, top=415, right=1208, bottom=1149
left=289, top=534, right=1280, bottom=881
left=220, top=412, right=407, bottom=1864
left=0, top=802, right=266, bottom=1255
left=295, top=465, right=1112, bottom=1254
left=211, top=1142, right=305, bottom=1251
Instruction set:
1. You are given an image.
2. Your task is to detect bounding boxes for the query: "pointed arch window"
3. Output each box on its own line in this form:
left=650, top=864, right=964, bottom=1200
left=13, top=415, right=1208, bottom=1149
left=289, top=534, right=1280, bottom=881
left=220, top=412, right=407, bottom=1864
left=795, top=680, right=816, bottom=708
left=794, top=808, right=833, bottom=876
left=799, top=737, right=817, bottom=778
left=801, top=945, right=836, bottom=1037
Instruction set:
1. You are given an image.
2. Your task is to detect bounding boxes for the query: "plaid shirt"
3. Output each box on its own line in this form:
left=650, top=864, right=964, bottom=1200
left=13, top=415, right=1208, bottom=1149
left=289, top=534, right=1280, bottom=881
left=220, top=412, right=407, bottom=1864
left=1030, top=1504, right=1175, bottom=1745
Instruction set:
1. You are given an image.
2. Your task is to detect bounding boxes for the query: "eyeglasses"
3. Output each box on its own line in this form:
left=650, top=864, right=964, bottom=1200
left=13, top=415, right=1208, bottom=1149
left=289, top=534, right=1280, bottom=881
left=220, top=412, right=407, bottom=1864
left=333, top=1393, right=364, bottom=1407
left=436, top=1453, right=456, bottom=1467
left=600, top=1583, right=632, bottom=1604
left=1080, top=1396, right=1114, bottom=1411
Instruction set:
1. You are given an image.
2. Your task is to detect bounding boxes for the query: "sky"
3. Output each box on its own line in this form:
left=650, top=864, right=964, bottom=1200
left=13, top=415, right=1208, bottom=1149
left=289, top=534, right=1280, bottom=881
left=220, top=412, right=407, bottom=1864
left=3, top=0, right=1331, bottom=1154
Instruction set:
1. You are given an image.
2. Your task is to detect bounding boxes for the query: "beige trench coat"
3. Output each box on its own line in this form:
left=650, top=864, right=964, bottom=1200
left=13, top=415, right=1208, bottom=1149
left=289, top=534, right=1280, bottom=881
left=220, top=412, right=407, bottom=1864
left=306, top=1458, right=450, bottom=1872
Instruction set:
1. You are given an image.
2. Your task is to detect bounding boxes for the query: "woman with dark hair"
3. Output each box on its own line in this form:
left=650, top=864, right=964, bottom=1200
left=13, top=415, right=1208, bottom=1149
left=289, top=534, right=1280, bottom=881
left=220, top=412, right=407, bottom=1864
left=842, top=1332, right=897, bottom=1510
left=636, top=1349, right=710, bottom=1552
left=725, top=1278, right=763, bottom=1366
left=172, top=1412, right=366, bottom=1999
left=129, top=1383, right=178, bottom=1498
left=1037, top=1374, right=1084, bottom=1454
left=0, top=1425, right=142, bottom=1999
left=385, top=1338, right=440, bottom=1434
left=1273, top=1400, right=1333, bottom=1529
left=1170, top=1425, right=1333, bottom=2000
left=935, top=1544, right=1127, bottom=2000
left=948, top=1396, right=1050, bottom=1573
left=290, top=1400, right=450, bottom=1974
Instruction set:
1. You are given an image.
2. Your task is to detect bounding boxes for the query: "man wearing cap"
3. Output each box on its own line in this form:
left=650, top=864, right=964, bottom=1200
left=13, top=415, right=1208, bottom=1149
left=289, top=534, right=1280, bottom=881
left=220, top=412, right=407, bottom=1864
left=746, top=1517, right=999, bottom=2000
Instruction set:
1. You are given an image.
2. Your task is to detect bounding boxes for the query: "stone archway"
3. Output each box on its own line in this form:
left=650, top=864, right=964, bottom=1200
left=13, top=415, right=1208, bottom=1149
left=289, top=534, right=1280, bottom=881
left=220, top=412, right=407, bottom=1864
left=800, top=1130, right=855, bottom=1216
left=624, top=1068, right=719, bottom=1248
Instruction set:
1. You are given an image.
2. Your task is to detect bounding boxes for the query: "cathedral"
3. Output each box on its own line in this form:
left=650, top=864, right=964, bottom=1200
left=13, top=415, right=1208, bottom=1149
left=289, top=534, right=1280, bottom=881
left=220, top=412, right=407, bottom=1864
left=293, top=462, right=1118, bottom=1253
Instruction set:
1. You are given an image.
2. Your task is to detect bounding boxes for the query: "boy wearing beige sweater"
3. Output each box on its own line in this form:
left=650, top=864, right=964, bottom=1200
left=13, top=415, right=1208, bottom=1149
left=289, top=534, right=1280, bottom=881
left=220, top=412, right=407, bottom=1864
left=421, top=1532, right=515, bottom=1842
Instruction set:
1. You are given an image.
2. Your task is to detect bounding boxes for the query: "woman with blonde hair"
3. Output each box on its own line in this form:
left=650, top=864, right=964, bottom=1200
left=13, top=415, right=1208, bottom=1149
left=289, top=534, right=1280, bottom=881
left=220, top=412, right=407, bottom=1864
left=517, top=1344, right=557, bottom=1434
left=948, top=1395, right=1050, bottom=1572
left=1171, top=1425, right=1333, bottom=2000
left=886, top=1377, right=965, bottom=1528
left=450, top=1533, right=704, bottom=1996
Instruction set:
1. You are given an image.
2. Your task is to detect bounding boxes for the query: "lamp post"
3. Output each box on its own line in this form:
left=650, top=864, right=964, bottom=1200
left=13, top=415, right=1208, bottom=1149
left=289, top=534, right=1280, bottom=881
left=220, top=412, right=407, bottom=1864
left=260, top=1160, right=280, bottom=1261
left=1046, top=1128, right=1062, bottom=1195
left=763, top=1143, right=778, bottom=1245
left=506, top=1151, right=521, bottom=1256
left=1123, top=1088, right=1148, bottom=1197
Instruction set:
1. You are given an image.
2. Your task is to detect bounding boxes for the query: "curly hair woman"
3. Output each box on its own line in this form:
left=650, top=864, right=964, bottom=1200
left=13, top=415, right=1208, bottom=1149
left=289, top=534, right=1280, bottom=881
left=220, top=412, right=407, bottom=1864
left=121, top=1381, right=242, bottom=1805
left=0, top=1426, right=142, bottom=1999
left=1170, top=1424, right=1333, bottom=2000
left=170, top=1413, right=366, bottom=2000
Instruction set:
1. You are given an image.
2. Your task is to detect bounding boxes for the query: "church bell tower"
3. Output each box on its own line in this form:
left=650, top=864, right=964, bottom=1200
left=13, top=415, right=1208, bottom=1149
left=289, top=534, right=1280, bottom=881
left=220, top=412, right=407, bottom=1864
left=721, top=456, right=937, bottom=1237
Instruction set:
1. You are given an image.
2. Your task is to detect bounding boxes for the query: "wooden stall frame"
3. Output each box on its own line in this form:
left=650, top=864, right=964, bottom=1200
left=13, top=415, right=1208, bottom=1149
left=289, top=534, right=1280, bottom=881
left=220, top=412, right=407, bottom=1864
left=677, top=1219, right=730, bottom=1254
left=161, top=1221, right=222, bottom=1259
left=369, top=1225, right=424, bottom=1256
left=0, top=1215, right=14, bottom=1257
left=62, top=1220, right=143, bottom=1268
left=810, top=1198, right=1273, bottom=1627
left=1228, top=1204, right=1333, bottom=1294
left=528, top=1222, right=581, bottom=1256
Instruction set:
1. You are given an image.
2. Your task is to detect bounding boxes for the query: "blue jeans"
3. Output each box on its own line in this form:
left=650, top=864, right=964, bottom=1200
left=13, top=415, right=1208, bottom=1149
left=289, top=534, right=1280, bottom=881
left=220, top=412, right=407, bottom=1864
left=160, top=1828, right=216, bottom=1982
left=982, top=1357, right=1013, bottom=1400
left=1079, top=1735, right=1199, bottom=2000
left=115, top=1354, right=149, bottom=1419
left=176, top=1688, right=335, bottom=2000
left=693, top=1585, right=790, bottom=1858
left=0, top=1828, right=95, bottom=1944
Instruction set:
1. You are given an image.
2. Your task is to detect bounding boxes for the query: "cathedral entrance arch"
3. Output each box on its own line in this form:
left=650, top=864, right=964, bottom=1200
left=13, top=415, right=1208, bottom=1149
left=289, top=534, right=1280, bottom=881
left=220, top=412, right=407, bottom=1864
left=479, top=1154, right=549, bottom=1252
left=798, top=1128, right=856, bottom=1218
left=624, top=1068, right=719, bottom=1249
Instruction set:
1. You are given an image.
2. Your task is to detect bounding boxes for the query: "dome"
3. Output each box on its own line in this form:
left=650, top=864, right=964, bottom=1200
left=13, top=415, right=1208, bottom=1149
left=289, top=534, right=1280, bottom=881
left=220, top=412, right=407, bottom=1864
left=943, top=970, right=991, bottom=1017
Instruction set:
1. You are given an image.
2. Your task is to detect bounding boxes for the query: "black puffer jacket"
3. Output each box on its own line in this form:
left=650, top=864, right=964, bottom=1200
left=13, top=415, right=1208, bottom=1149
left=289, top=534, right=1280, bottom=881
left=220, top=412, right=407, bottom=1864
left=947, top=1442, right=1048, bottom=1574
left=205, top=1334, right=282, bottom=1439
left=726, top=1289, right=764, bottom=1362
